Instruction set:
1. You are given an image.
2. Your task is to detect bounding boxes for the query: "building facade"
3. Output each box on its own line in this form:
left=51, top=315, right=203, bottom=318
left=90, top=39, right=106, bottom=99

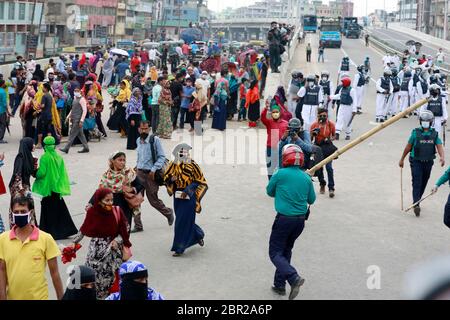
left=398, top=0, right=418, bottom=26
left=0, top=1, right=47, bottom=61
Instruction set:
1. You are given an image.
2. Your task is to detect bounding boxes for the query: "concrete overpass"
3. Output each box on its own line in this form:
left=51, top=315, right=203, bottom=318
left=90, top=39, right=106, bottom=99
left=210, top=18, right=293, bottom=42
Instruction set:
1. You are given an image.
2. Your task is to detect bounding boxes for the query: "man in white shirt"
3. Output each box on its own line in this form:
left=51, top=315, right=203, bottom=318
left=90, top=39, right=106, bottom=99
left=195, top=71, right=211, bottom=100
left=330, top=76, right=357, bottom=140
left=436, top=48, right=445, bottom=67
left=149, top=48, right=161, bottom=67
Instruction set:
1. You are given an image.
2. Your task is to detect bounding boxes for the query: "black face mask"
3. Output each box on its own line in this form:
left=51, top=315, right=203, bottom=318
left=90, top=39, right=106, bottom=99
left=319, top=116, right=327, bottom=123
left=140, top=133, right=149, bottom=140
left=62, top=287, right=97, bottom=301
left=120, top=280, right=148, bottom=300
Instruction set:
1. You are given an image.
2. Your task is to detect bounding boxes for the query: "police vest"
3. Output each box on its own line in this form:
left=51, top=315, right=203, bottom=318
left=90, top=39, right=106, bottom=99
left=427, top=97, right=443, bottom=117
left=357, top=72, right=365, bottom=87
left=378, top=77, right=391, bottom=93
left=391, top=76, right=400, bottom=92
left=340, top=87, right=353, bottom=105
left=412, top=74, right=420, bottom=87
left=320, top=80, right=330, bottom=95
left=413, top=129, right=437, bottom=161
left=419, top=79, right=428, bottom=94
left=429, top=77, right=439, bottom=85
left=401, top=73, right=412, bottom=91
left=303, top=86, right=320, bottom=105
left=341, top=61, right=350, bottom=71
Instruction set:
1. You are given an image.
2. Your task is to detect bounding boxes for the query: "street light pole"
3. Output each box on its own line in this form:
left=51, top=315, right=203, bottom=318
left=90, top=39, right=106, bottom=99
left=444, top=0, right=449, bottom=40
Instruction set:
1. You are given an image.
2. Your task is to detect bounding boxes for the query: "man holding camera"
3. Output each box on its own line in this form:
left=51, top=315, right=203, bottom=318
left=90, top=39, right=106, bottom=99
left=311, top=108, right=337, bottom=198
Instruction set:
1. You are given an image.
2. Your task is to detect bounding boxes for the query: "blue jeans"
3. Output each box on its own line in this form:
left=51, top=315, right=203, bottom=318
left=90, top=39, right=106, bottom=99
left=317, top=161, right=335, bottom=190
left=318, top=53, right=324, bottom=62
left=409, top=158, right=434, bottom=204
left=269, top=213, right=305, bottom=289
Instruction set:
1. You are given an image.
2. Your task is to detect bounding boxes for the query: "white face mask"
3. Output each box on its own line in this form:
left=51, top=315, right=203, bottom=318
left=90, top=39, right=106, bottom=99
left=322, top=76, right=328, bottom=81
left=201, top=75, right=207, bottom=80
left=308, top=81, right=315, bottom=88
left=421, top=121, right=431, bottom=129
left=74, top=92, right=81, bottom=98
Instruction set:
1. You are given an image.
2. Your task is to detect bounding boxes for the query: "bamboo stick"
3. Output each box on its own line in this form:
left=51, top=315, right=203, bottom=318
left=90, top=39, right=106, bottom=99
left=307, top=98, right=430, bottom=175
left=404, top=192, right=434, bottom=212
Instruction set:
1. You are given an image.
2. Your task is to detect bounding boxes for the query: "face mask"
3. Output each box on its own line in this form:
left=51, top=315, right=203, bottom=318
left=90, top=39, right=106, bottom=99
left=201, top=75, right=207, bottom=80
left=13, top=212, right=31, bottom=228
left=120, top=280, right=148, bottom=300
left=74, top=92, right=81, bottom=98
left=48, top=76, right=54, bottom=81
left=272, top=112, right=280, bottom=120
left=140, top=133, right=149, bottom=140
left=319, top=116, right=327, bottom=123
left=322, top=77, right=328, bottom=81
left=63, top=287, right=97, bottom=301
left=421, top=121, right=430, bottom=129
left=308, top=82, right=315, bottom=88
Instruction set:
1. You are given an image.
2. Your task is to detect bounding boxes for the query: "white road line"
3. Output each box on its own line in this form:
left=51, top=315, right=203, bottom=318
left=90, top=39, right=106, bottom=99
left=340, top=46, right=377, bottom=84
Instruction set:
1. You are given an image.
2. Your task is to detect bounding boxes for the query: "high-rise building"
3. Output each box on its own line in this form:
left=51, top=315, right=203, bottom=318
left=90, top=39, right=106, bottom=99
left=398, top=0, right=418, bottom=26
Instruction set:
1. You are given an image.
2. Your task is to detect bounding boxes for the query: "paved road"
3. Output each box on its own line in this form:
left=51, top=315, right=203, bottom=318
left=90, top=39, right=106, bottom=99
left=371, top=27, right=450, bottom=70
left=1, top=35, right=450, bottom=300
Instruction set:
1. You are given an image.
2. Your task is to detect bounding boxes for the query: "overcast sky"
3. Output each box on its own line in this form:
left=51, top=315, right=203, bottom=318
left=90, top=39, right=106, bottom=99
left=208, top=0, right=398, bottom=17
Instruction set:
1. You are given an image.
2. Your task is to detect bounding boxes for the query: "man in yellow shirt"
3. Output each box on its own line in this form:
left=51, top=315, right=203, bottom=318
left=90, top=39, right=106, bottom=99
left=0, top=196, right=64, bottom=300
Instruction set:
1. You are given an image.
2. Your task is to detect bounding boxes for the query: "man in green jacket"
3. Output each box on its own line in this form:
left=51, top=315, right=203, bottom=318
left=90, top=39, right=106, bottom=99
left=266, top=144, right=316, bottom=300
left=431, top=167, right=450, bottom=228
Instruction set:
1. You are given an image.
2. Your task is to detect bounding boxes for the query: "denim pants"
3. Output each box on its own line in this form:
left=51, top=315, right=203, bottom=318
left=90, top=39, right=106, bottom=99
left=318, top=53, right=324, bottom=62
left=409, top=158, right=434, bottom=204
left=269, top=214, right=305, bottom=289
left=180, top=107, right=189, bottom=129
left=317, top=161, right=335, bottom=190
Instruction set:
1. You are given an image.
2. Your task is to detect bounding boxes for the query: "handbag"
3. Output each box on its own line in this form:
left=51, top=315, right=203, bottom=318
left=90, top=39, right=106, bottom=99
left=124, top=190, right=145, bottom=209
left=82, top=117, right=96, bottom=130
left=319, top=140, right=338, bottom=159
left=112, top=206, right=133, bottom=261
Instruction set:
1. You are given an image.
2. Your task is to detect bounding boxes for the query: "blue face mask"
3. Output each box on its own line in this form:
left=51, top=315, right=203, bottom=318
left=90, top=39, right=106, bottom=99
left=13, top=212, right=31, bottom=228
left=421, top=121, right=431, bottom=129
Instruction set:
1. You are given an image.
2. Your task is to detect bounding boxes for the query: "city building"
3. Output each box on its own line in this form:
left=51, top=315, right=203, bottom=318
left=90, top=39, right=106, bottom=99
left=397, top=0, right=418, bottom=27
left=313, top=0, right=354, bottom=18
left=152, top=0, right=211, bottom=40
left=0, top=1, right=46, bottom=62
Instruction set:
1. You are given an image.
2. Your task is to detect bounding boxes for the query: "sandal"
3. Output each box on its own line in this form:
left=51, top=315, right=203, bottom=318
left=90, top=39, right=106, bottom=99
left=172, top=252, right=183, bottom=257
left=198, top=239, right=204, bottom=247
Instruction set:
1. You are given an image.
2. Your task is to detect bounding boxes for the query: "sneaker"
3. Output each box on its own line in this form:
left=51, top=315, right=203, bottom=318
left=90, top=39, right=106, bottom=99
left=78, top=149, right=89, bottom=153
left=271, top=286, right=286, bottom=296
left=320, top=185, right=325, bottom=194
left=329, top=189, right=335, bottom=198
left=0, top=140, right=7, bottom=144
left=335, top=133, right=340, bottom=141
left=289, top=276, right=305, bottom=300
left=379, top=118, right=385, bottom=123
left=413, top=205, right=421, bottom=217
left=345, top=135, right=351, bottom=140
left=376, top=118, right=380, bottom=123
left=59, top=148, right=68, bottom=154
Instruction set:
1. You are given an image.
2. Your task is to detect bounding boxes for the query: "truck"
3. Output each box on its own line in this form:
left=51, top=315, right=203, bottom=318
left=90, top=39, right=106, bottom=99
left=345, top=23, right=361, bottom=38
left=302, top=15, right=318, bottom=33
left=342, top=17, right=358, bottom=35
left=319, top=18, right=342, bottom=48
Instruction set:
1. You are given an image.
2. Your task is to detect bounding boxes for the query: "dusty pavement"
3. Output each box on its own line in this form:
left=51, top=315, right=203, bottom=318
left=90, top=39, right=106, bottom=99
left=1, top=35, right=450, bottom=300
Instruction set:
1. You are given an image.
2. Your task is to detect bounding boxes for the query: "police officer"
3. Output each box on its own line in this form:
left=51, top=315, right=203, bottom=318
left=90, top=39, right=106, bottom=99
left=375, top=68, right=393, bottom=122
left=287, top=71, right=304, bottom=116
left=353, top=65, right=366, bottom=114
left=388, top=67, right=401, bottom=117
left=319, top=70, right=334, bottom=115
left=430, top=69, right=447, bottom=104
left=297, top=75, right=323, bottom=130
left=338, top=56, right=350, bottom=83
left=266, top=144, right=316, bottom=300
left=399, top=110, right=445, bottom=217
left=422, top=84, right=448, bottom=135
left=410, top=65, right=429, bottom=115
left=399, top=67, right=413, bottom=114
left=330, top=77, right=356, bottom=140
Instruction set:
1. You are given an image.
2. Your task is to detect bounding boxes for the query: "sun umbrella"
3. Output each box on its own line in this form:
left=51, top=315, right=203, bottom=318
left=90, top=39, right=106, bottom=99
left=406, top=40, right=416, bottom=46
left=110, top=48, right=129, bottom=57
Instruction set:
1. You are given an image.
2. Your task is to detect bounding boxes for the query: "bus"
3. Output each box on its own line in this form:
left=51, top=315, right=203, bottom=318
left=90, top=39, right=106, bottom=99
left=320, top=17, right=342, bottom=48
left=303, top=15, right=318, bottom=33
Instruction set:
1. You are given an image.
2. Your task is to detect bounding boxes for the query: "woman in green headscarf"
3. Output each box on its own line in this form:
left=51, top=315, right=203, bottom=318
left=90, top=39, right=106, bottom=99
left=32, top=136, right=78, bottom=240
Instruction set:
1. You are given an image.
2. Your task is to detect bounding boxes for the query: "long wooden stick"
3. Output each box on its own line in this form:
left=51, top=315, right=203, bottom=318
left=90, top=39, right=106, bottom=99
left=307, top=98, right=430, bottom=175
left=401, top=167, right=404, bottom=211
left=404, top=192, right=434, bottom=212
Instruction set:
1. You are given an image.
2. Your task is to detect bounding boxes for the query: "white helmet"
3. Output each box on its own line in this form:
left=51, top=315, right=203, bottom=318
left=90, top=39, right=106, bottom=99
left=321, top=70, right=330, bottom=77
